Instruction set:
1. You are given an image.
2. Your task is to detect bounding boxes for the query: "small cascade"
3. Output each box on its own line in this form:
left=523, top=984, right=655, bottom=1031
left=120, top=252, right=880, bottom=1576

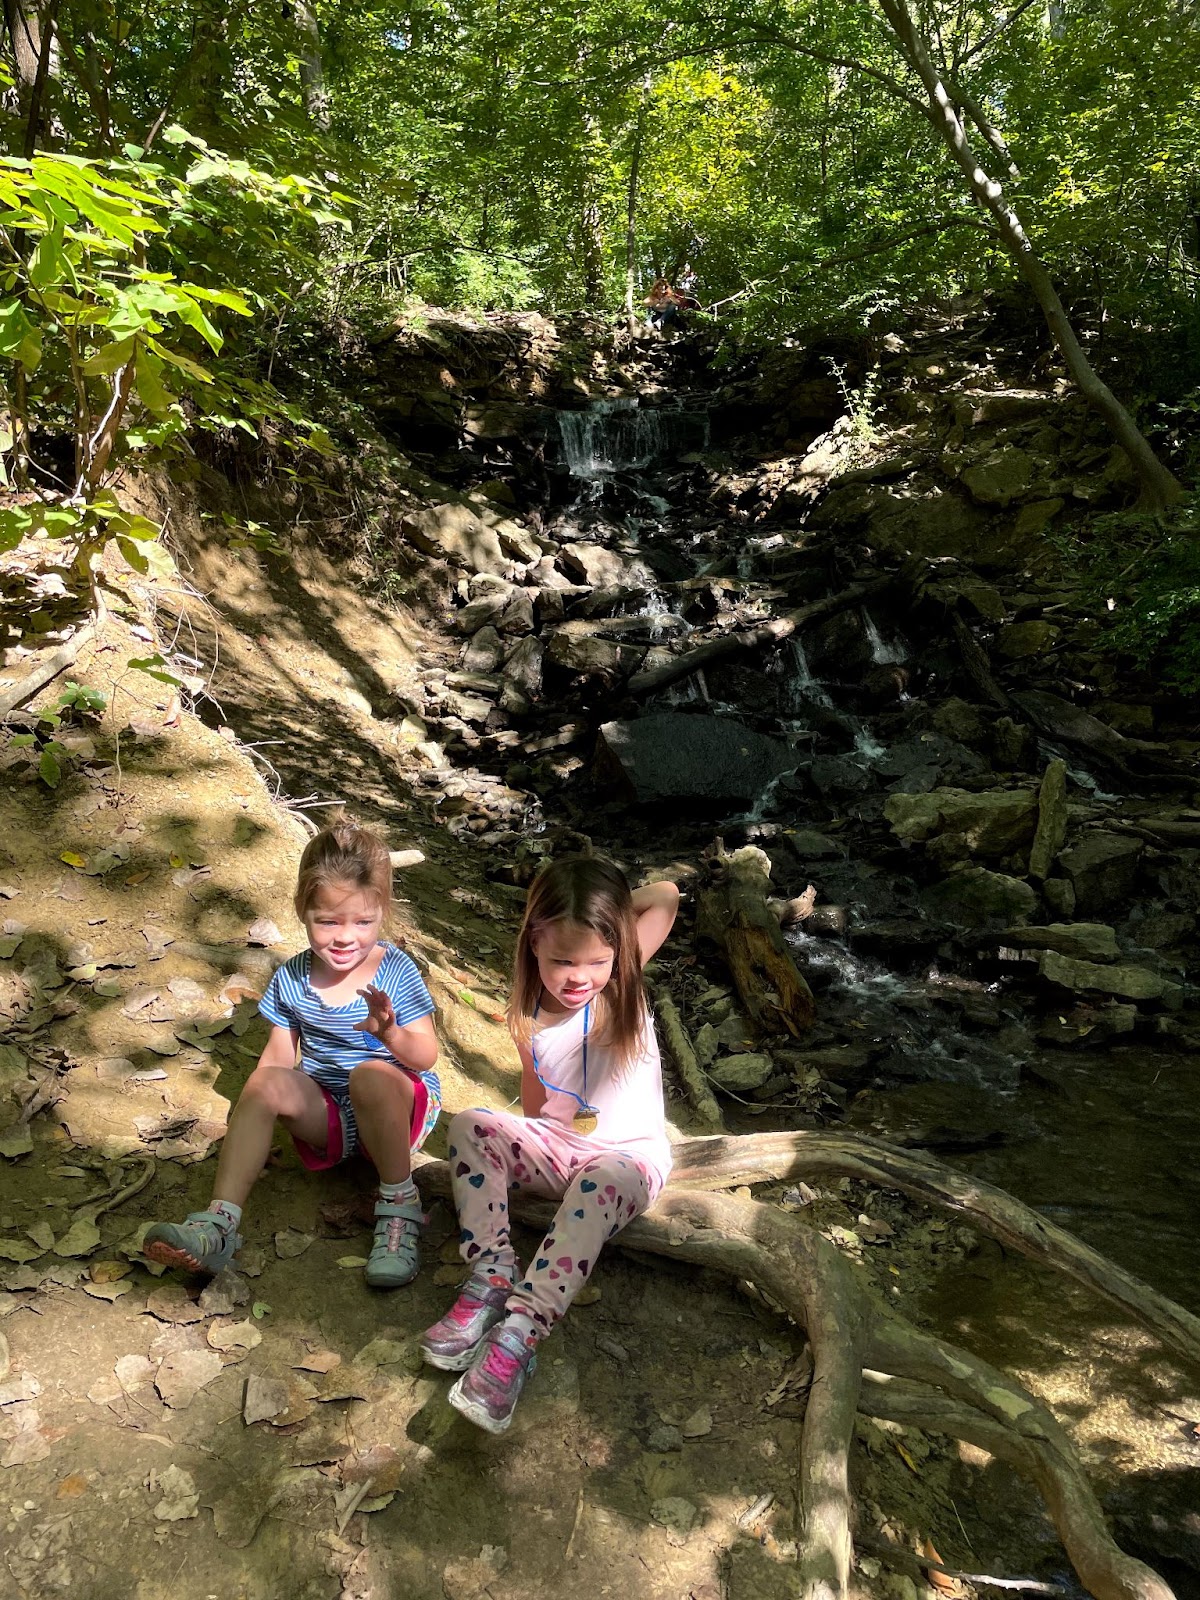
left=786, top=637, right=834, bottom=710
left=862, top=610, right=908, bottom=665
left=556, top=397, right=709, bottom=482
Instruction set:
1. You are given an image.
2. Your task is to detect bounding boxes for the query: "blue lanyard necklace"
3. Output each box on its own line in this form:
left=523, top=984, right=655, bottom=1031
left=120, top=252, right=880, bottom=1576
left=531, top=999, right=598, bottom=1117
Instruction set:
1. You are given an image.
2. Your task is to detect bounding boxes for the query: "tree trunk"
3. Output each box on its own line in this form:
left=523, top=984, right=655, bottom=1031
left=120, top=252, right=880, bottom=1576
left=874, top=0, right=1183, bottom=512
left=3, top=0, right=59, bottom=155
left=292, top=0, right=330, bottom=133
left=623, top=84, right=649, bottom=328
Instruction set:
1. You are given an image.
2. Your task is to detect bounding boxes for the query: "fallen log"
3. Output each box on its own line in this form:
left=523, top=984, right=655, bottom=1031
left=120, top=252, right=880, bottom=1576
left=645, top=977, right=725, bottom=1131
left=695, top=843, right=815, bottom=1034
left=415, top=1143, right=1180, bottom=1600
left=627, top=577, right=889, bottom=697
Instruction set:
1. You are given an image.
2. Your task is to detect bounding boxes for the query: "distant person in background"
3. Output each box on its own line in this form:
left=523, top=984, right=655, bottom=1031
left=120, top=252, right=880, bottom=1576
left=644, top=277, right=680, bottom=330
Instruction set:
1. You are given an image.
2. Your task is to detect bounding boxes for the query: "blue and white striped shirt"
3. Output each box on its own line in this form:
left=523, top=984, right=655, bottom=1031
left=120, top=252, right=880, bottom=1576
left=260, top=944, right=438, bottom=1100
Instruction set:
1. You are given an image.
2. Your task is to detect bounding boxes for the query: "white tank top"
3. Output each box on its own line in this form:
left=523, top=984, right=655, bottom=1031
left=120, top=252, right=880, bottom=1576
left=530, top=1001, right=673, bottom=1188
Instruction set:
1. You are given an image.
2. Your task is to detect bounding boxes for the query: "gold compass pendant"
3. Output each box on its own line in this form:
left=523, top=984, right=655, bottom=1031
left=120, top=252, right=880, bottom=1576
left=573, top=1110, right=599, bottom=1135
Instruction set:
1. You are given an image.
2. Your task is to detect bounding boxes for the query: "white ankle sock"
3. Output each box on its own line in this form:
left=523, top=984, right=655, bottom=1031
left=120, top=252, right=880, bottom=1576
left=379, top=1178, right=418, bottom=1206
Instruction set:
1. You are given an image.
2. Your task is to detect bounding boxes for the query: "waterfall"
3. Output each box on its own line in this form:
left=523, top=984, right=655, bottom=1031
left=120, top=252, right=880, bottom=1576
left=786, top=638, right=834, bottom=710
left=862, top=610, right=908, bottom=665
left=556, top=398, right=709, bottom=481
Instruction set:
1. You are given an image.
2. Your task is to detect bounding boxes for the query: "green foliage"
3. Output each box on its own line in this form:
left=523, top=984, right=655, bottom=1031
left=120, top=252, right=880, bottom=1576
left=1058, top=501, right=1200, bottom=693
left=826, top=358, right=880, bottom=447
left=0, top=135, right=348, bottom=603
left=57, top=681, right=107, bottom=716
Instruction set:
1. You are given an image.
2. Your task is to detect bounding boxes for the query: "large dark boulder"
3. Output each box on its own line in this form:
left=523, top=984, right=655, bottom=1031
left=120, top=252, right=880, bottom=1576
left=595, top=714, right=799, bottom=806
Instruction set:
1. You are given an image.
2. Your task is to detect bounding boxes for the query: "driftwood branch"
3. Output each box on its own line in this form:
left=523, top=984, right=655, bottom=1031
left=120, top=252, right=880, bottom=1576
left=414, top=1151, right=1177, bottom=1600
left=627, top=578, right=889, bottom=697
left=645, top=977, right=725, bottom=1131
left=695, top=844, right=815, bottom=1034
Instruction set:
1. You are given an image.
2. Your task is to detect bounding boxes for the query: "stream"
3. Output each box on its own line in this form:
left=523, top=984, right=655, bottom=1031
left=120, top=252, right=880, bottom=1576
left=525, top=380, right=1199, bottom=1584
left=382, top=321, right=1200, bottom=1587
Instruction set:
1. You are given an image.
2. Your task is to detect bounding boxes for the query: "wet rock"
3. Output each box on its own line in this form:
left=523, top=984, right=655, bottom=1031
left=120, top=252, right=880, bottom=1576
left=402, top=503, right=509, bottom=577
left=885, top=787, right=1037, bottom=857
left=545, top=631, right=644, bottom=679
left=1037, top=950, right=1183, bottom=1007
left=462, top=625, right=505, bottom=673
left=1037, top=1003, right=1138, bottom=1046
left=806, top=753, right=874, bottom=802
left=708, top=1053, right=774, bottom=1092
left=595, top=713, right=799, bottom=805
left=931, top=698, right=987, bottom=747
left=1125, top=909, right=1195, bottom=950
left=960, top=448, right=1035, bottom=507
left=1058, top=832, right=1143, bottom=916
left=990, top=716, right=1038, bottom=770
left=997, top=619, right=1058, bottom=659
left=999, top=923, right=1119, bottom=963
left=1028, top=759, right=1069, bottom=880
left=778, top=828, right=848, bottom=862
left=1043, top=877, right=1076, bottom=917
left=921, top=867, right=1037, bottom=928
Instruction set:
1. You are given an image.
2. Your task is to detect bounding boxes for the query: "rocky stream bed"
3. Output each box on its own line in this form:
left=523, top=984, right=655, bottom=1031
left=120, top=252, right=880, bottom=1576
left=0, top=304, right=1198, bottom=1600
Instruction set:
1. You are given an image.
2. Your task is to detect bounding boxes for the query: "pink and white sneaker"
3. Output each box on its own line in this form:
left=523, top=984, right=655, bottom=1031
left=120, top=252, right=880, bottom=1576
left=448, top=1321, right=538, bottom=1434
left=419, top=1270, right=513, bottom=1372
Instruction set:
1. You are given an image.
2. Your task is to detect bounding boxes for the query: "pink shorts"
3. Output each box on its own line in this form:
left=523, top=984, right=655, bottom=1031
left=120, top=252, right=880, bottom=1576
left=292, top=1069, right=433, bottom=1172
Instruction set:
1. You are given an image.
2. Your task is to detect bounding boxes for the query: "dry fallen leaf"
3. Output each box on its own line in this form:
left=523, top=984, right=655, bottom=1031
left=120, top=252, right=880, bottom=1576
left=155, top=1348, right=223, bottom=1409
left=923, top=1539, right=957, bottom=1594
left=295, top=1349, right=341, bottom=1375
left=207, top=1318, right=262, bottom=1353
left=82, top=1280, right=134, bottom=1302
left=55, top=1218, right=102, bottom=1258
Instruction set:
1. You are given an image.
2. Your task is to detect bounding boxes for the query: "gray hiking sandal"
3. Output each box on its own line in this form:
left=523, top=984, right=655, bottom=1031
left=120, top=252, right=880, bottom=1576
left=142, top=1210, right=242, bottom=1276
left=364, top=1197, right=425, bottom=1288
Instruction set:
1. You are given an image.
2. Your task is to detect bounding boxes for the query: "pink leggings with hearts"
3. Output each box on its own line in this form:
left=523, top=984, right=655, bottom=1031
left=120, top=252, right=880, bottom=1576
left=447, top=1108, right=656, bottom=1337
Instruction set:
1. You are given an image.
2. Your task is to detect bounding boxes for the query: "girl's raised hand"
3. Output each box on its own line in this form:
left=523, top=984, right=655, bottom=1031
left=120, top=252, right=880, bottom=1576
left=356, top=984, right=395, bottom=1036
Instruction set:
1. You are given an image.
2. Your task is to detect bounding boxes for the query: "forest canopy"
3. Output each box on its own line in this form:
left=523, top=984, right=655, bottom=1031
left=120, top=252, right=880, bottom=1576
left=3, top=0, right=1198, bottom=349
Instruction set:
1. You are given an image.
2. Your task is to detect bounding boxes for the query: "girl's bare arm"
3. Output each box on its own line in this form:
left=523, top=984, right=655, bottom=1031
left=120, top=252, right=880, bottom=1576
left=257, top=1023, right=301, bottom=1070
left=631, top=879, right=681, bottom=966
left=518, top=1041, right=546, bottom=1117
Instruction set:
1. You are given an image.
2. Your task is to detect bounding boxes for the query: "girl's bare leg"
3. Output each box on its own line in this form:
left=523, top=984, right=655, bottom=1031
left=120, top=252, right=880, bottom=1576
left=212, top=1065, right=331, bottom=1207
left=347, top=1060, right=415, bottom=1184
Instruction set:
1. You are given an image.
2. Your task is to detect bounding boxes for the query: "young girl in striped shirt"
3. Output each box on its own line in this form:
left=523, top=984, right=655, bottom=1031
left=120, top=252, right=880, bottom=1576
left=144, top=821, right=440, bottom=1288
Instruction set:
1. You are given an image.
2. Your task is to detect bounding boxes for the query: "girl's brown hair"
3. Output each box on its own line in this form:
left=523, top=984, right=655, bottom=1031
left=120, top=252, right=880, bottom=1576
left=294, top=820, right=393, bottom=924
left=509, top=857, right=645, bottom=1068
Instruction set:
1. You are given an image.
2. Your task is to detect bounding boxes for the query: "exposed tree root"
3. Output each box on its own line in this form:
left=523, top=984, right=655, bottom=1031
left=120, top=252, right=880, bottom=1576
left=416, top=1132, right=1192, bottom=1600
left=665, top=1129, right=1200, bottom=1371
left=0, top=617, right=97, bottom=719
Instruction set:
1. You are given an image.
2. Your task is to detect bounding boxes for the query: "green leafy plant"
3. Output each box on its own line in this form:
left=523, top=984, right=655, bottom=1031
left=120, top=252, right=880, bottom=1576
left=56, top=681, right=107, bottom=716
left=0, top=133, right=349, bottom=610
left=1056, top=500, right=1200, bottom=693
left=826, top=358, right=881, bottom=450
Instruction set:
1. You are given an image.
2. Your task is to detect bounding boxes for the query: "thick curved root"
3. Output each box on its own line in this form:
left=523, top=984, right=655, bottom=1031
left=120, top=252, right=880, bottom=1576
left=416, top=1137, right=1185, bottom=1600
